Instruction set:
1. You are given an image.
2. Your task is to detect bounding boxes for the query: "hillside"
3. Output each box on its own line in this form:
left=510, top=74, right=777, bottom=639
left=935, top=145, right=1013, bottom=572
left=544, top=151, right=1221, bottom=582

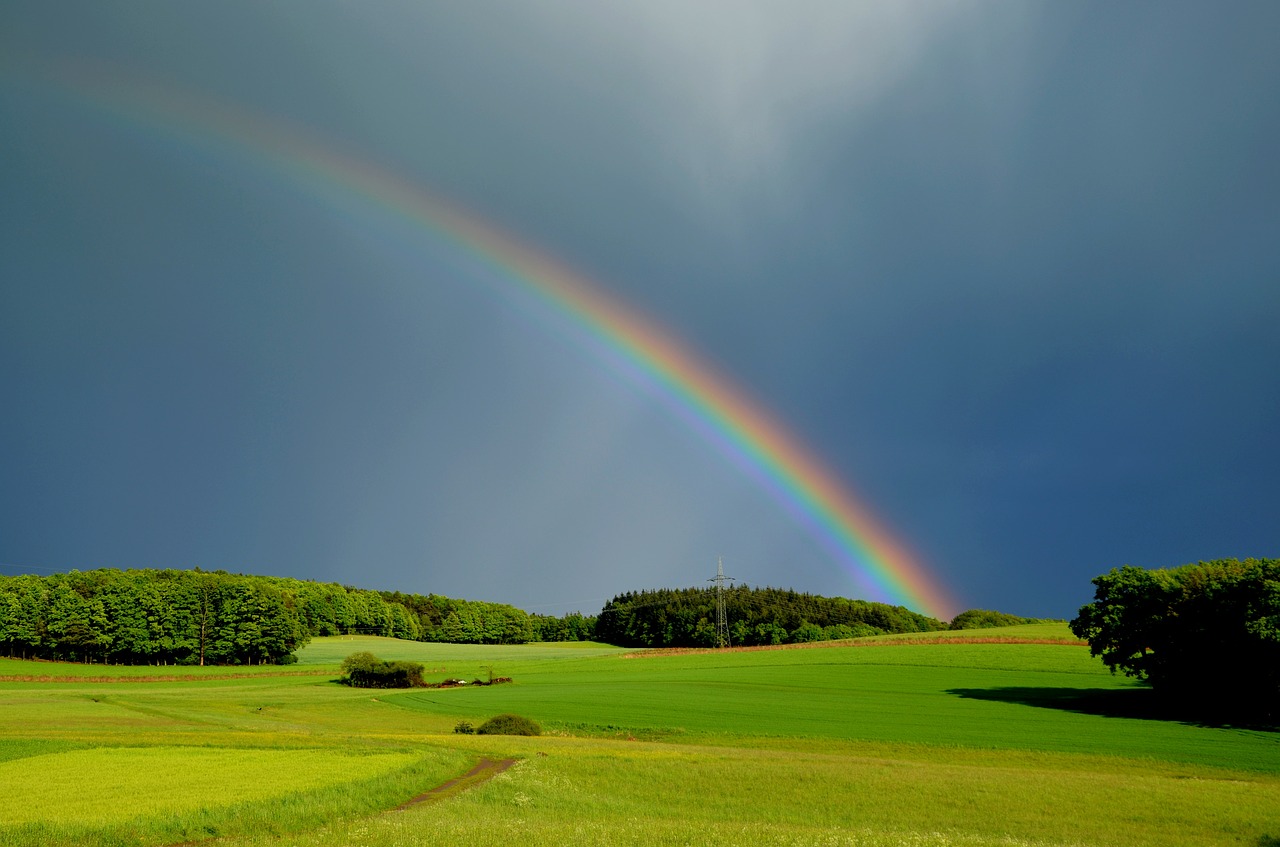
left=1, top=626, right=1276, bottom=846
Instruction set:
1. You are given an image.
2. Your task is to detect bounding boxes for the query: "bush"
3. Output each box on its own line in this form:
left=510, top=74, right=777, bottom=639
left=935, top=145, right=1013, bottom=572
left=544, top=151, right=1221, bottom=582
left=340, top=651, right=378, bottom=674
left=453, top=721, right=475, bottom=735
left=475, top=713, right=541, bottom=736
left=339, top=652, right=426, bottom=688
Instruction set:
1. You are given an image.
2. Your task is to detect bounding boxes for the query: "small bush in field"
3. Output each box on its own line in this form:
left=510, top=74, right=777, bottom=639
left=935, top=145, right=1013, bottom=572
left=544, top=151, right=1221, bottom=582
left=339, top=652, right=425, bottom=688
left=453, top=721, right=475, bottom=734
left=476, top=713, right=541, bottom=736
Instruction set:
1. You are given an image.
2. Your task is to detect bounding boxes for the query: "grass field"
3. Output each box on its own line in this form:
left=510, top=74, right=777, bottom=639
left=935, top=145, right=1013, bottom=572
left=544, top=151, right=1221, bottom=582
left=1, top=626, right=1277, bottom=846
left=0, top=747, right=417, bottom=825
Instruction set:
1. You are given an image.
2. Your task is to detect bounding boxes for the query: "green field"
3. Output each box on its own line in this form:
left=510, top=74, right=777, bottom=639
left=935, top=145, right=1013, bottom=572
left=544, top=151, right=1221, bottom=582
left=1, top=626, right=1277, bottom=846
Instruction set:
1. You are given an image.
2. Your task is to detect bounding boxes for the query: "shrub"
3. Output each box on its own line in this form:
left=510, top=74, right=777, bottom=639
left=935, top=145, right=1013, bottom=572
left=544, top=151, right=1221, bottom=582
left=476, top=713, right=541, bottom=736
left=339, top=652, right=426, bottom=688
left=340, top=651, right=379, bottom=675
left=453, top=721, right=475, bottom=735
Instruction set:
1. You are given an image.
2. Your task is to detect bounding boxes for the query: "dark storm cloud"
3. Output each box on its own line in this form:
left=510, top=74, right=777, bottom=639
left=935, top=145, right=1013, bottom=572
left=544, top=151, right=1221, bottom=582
left=1, top=1, right=1276, bottom=617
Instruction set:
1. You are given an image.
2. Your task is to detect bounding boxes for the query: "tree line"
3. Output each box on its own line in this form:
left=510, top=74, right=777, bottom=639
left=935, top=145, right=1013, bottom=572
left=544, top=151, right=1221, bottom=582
left=2, top=567, right=1047, bottom=666
left=0, top=568, right=595, bottom=665
left=948, top=609, right=1050, bottom=630
left=375, top=591, right=596, bottom=645
left=0, top=569, right=309, bottom=665
left=595, top=585, right=946, bottom=648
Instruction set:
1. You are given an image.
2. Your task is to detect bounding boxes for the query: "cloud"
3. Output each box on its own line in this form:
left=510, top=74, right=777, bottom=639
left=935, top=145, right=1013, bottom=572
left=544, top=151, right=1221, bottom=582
left=536, top=1, right=973, bottom=209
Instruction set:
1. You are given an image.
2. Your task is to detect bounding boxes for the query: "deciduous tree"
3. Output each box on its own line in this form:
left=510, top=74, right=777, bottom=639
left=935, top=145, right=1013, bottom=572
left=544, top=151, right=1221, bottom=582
left=1071, top=558, right=1280, bottom=722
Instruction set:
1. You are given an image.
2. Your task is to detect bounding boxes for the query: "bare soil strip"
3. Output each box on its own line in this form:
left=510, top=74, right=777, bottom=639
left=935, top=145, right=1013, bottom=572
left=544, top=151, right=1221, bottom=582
left=393, top=757, right=519, bottom=811
left=0, top=670, right=334, bottom=683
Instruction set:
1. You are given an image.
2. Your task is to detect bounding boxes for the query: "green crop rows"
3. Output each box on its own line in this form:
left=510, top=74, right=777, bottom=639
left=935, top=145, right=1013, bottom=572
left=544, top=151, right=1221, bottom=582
left=1, top=625, right=1276, bottom=846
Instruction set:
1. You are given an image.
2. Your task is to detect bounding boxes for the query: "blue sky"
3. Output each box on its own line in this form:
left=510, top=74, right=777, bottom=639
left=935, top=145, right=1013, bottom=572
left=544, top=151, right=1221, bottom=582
left=2, top=1, right=1277, bottom=619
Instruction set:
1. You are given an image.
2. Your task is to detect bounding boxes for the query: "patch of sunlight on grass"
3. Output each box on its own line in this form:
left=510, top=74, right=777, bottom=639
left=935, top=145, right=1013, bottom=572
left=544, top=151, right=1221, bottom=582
left=0, top=746, right=415, bottom=826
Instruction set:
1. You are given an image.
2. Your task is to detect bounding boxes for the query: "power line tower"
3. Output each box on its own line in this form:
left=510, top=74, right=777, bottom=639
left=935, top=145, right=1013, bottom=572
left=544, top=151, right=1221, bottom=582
left=708, top=556, right=735, bottom=648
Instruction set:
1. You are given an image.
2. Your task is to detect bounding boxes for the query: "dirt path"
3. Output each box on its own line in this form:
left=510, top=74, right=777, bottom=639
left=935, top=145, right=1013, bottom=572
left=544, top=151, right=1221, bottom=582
left=393, top=757, right=519, bottom=811
left=164, top=758, right=520, bottom=845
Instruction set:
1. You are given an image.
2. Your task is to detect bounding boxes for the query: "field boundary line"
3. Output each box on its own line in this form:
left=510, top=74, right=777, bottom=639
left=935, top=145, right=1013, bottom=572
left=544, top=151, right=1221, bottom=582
left=623, top=636, right=1086, bottom=658
left=0, top=670, right=335, bottom=683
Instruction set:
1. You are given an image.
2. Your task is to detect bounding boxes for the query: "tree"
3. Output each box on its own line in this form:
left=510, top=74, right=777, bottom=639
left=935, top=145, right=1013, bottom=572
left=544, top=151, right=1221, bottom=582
left=0, top=576, right=47, bottom=658
left=789, top=621, right=826, bottom=643
left=754, top=622, right=787, bottom=645
left=1071, top=558, right=1280, bottom=723
left=46, top=577, right=111, bottom=662
left=388, top=602, right=421, bottom=641
left=101, top=575, right=152, bottom=664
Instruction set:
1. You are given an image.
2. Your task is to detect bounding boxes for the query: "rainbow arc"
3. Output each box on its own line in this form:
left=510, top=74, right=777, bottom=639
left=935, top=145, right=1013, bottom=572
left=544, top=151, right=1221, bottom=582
left=33, top=61, right=956, bottom=618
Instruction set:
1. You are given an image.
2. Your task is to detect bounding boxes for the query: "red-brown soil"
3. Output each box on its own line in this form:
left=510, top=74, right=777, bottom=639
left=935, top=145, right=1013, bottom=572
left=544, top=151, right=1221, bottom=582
left=0, top=670, right=334, bottom=683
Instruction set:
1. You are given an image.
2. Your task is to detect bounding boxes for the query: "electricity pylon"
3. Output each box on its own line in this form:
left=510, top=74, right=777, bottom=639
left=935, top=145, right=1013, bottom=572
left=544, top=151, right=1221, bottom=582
left=708, top=556, right=734, bottom=648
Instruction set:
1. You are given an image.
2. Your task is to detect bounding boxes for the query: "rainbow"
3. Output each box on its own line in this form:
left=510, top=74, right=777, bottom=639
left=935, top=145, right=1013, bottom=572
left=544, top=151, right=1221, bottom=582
left=25, top=60, right=957, bottom=618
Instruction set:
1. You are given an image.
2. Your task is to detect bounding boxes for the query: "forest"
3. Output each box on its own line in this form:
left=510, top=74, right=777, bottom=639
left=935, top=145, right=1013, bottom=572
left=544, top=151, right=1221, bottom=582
left=0, top=569, right=585, bottom=665
left=1, top=569, right=958, bottom=664
left=595, top=585, right=946, bottom=648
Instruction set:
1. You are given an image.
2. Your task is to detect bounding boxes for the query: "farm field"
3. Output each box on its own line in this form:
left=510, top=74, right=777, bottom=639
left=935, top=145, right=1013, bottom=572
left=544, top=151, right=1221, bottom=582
left=1, top=625, right=1277, bottom=847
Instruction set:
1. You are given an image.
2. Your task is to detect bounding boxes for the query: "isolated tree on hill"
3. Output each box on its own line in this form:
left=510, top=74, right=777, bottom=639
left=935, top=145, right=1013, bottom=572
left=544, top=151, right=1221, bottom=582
left=1071, top=558, right=1280, bottom=722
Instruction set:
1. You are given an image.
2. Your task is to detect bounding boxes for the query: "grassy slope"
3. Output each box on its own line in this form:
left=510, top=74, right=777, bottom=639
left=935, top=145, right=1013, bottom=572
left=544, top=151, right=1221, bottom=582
left=0, top=747, right=417, bottom=825
left=294, top=635, right=627, bottom=666
left=367, top=630, right=1277, bottom=772
left=0, top=627, right=1276, bottom=847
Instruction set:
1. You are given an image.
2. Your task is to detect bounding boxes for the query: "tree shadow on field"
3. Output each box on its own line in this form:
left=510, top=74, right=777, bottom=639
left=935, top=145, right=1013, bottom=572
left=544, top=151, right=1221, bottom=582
left=947, top=686, right=1277, bottom=731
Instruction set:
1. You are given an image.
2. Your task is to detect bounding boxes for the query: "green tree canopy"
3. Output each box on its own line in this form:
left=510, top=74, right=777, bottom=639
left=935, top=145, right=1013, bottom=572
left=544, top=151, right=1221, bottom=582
left=0, top=567, right=589, bottom=665
left=595, top=585, right=945, bottom=648
left=1070, top=558, right=1280, bottom=723
left=949, top=609, right=1046, bottom=630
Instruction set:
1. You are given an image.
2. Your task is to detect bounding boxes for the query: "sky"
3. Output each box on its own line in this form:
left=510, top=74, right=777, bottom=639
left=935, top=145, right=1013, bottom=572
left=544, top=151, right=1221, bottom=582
left=2, top=1, right=1277, bottom=621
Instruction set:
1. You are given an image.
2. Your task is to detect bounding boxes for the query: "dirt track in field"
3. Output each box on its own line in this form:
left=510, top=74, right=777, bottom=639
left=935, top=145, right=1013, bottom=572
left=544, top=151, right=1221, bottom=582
left=0, top=670, right=334, bottom=683
left=393, top=757, right=519, bottom=810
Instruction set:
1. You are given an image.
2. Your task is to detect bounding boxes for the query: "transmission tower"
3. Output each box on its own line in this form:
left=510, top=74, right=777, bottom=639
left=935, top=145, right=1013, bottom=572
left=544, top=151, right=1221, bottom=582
left=708, top=556, right=735, bottom=648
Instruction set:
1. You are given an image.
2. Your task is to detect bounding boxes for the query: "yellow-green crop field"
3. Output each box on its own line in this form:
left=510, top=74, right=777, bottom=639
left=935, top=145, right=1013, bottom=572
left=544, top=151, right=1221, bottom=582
left=1, top=625, right=1277, bottom=846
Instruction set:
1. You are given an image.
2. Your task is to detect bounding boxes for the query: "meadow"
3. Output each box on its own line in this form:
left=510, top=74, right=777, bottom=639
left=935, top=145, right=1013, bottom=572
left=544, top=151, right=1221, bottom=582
left=1, top=625, right=1277, bottom=846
